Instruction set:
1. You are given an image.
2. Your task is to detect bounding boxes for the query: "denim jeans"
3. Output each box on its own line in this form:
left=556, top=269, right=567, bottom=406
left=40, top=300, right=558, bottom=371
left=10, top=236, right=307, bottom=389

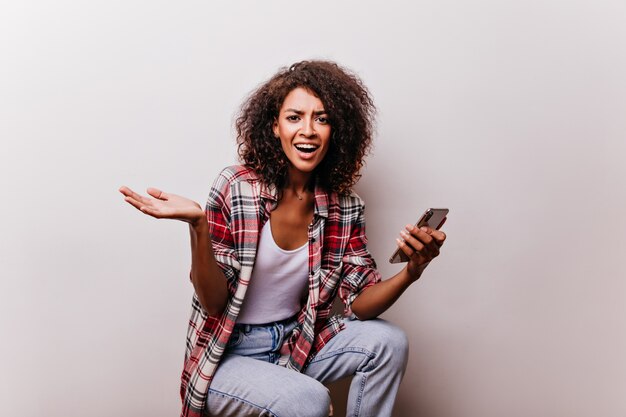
left=205, top=317, right=409, bottom=417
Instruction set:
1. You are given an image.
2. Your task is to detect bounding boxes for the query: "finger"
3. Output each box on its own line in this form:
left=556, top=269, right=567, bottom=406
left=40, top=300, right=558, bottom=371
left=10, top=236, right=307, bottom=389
left=430, top=229, right=447, bottom=246
left=119, top=185, right=139, bottom=199
left=418, top=225, right=444, bottom=255
left=396, top=237, right=425, bottom=263
left=119, top=186, right=152, bottom=205
left=400, top=230, right=431, bottom=261
left=123, top=196, right=164, bottom=218
left=418, top=222, right=446, bottom=246
left=138, top=205, right=162, bottom=218
left=396, top=239, right=429, bottom=264
left=417, top=226, right=442, bottom=256
left=405, top=225, right=439, bottom=258
left=415, top=222, right=446, bottom=247
left=123, top=195, right=148, bottom=212
left=146, top=187, right=169, bottom=200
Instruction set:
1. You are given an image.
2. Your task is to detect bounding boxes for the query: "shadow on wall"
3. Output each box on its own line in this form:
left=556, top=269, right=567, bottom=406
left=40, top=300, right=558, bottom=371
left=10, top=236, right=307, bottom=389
left=393, top=391, right=447, bottom=417
left=327, top=377, right=351, bottom=417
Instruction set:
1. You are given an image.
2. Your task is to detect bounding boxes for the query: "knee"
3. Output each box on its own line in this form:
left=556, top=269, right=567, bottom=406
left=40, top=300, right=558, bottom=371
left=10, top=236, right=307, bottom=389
left=271, top=377, right=330, bottom=417
left=373, top=320, right=410, bottom=370
left=302, top=380, right=332, bottom=417
left=390, top=323, right=410, bottom=359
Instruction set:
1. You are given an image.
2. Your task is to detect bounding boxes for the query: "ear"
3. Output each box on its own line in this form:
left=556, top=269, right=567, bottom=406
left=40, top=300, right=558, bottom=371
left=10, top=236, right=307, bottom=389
left=272, top=119, right=279, bottom=138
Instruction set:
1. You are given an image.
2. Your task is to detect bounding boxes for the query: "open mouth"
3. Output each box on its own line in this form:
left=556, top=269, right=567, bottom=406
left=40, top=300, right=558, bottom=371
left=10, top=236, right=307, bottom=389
left=294, top=143, right=319, bottom=154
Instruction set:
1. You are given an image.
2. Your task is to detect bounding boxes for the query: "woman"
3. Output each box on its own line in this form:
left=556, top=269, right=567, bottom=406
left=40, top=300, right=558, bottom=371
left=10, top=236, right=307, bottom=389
left=120, top=60, right=446, bottom=417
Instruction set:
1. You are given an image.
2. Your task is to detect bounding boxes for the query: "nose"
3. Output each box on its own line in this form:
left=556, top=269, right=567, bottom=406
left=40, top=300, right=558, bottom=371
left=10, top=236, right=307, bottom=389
left=300, top=117, right=317, bottom=138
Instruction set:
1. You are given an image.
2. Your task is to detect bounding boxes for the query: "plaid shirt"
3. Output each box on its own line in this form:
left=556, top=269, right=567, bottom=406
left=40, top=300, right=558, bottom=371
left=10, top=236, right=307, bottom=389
left=180, top=165, right=381, bottom=417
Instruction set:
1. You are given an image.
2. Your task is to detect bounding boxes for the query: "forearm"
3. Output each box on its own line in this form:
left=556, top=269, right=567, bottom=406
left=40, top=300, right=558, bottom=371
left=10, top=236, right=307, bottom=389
left=350, top=264, right=428, bottom=320
left=189, top=219, right=229, bottom=316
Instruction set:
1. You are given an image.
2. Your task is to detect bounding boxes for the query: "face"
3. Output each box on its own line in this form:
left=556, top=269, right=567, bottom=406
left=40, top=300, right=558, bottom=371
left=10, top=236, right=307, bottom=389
left=273, top=87, right=331, bottom=177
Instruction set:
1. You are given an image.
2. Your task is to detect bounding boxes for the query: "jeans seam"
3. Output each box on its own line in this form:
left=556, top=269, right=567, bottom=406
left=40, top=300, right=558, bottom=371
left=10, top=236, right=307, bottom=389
left=270, top=325, right=277, bottom=350
left=352, top=373, right=368, bottom=417
left=308, top=347, right=375, bottom=364
left=209, top=388, right=277, bottom=417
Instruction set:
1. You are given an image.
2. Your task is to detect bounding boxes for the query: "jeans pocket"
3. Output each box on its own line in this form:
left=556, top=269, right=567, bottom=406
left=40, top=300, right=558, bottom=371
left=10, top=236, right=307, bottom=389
left=226, top=327, right=244, bottom=349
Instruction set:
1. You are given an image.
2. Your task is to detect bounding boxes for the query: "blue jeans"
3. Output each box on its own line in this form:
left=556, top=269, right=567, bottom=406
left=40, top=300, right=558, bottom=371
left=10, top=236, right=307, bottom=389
left=205, top=317, right=409, bottom=417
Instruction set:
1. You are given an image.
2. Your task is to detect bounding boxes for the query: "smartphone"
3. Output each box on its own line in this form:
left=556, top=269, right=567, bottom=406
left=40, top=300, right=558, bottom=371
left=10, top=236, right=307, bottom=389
left=388, top=208, right=449, bottom=264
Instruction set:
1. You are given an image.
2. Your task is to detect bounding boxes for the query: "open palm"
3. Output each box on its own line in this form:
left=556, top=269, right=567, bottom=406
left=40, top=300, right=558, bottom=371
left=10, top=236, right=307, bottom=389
left=119, top=186, right=204, bottom=225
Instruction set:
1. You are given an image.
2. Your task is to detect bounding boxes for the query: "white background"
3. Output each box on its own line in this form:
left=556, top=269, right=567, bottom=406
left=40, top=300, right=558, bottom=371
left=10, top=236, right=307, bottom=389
left=1, top=1, right=625, bottom=416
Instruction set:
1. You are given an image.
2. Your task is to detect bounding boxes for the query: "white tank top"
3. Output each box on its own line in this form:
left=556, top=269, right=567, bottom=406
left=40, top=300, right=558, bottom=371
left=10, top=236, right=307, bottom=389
left=236, top=219, right=309, bottom=324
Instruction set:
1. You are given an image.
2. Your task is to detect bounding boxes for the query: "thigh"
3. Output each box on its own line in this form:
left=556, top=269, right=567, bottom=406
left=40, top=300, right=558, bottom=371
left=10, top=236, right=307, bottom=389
left=206, top=353, right=331, bottom=417
left=303, top=318, right=408, bottom=384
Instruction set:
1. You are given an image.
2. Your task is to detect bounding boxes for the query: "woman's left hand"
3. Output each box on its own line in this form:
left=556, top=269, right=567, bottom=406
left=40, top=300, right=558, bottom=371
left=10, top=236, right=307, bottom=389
left=397, top=222, right=447, bottom=281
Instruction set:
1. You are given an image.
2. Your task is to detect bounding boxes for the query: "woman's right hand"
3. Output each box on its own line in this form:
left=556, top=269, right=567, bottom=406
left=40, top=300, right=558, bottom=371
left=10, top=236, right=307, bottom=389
left=119, top=186, right=205, bottom=227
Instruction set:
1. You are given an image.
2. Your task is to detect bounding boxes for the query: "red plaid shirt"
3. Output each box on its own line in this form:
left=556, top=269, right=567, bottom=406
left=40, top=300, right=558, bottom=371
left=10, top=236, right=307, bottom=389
left=180, top=165, right=381, bottom=417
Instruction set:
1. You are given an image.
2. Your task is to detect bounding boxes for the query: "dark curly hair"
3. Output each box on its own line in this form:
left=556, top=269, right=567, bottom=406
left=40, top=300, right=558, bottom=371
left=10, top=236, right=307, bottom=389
left=235, top=60, right=376, bottom=195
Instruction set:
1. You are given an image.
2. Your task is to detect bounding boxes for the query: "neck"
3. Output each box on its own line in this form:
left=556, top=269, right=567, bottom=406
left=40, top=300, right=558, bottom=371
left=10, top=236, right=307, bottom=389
left=284, top=167, right=313, bottom=200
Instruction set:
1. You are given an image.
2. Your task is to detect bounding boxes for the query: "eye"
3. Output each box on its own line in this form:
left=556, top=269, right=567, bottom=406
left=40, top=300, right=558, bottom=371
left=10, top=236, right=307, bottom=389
left=286, top=115, right=300, bottom=121
left=317, top=116, right=329, bottom=124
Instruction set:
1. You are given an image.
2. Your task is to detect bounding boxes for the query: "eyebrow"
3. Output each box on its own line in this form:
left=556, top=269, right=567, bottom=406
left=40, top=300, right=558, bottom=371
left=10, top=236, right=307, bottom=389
left=284, top=108, right=327, bottom=115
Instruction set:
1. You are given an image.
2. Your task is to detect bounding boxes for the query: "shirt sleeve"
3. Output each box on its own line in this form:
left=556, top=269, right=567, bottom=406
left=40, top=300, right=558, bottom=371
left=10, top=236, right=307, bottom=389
left=338, top=203, right=382, bottom=318
left=203, top=169, right=241, bottom=296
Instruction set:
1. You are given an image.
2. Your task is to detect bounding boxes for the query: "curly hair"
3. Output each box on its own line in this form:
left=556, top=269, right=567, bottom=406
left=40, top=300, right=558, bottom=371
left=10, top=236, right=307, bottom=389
left=235, top=60, right=376, bottom=195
